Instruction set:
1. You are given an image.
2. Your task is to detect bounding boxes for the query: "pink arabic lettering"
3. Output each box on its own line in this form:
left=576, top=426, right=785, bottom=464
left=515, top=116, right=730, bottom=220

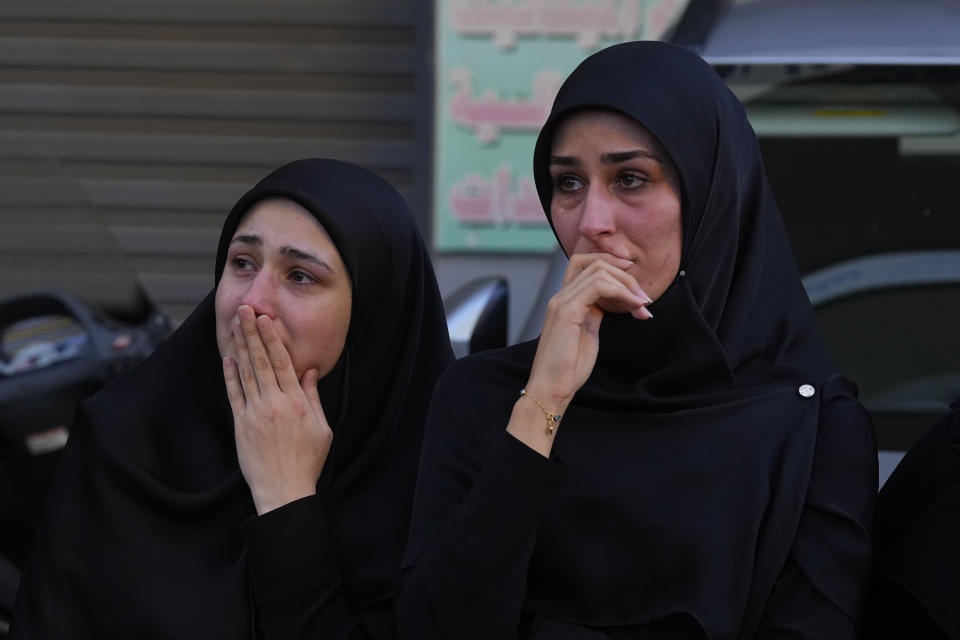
left=449, top=0, right=640, bottom=51
left=449, top=69, right=563, bottom=145
left=449, top=165, right=547, bottom=226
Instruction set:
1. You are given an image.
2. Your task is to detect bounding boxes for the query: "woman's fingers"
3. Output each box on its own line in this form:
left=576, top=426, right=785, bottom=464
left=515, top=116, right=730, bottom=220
left=257, top=314, right=300, bottom=393
left=238, top=305, right=278, bottom=392
left=562, top=254, right=653, bottom=311
left=562, top=252, right=628, bottom=285
left=563, top=252, right=636, bottom=287
left=222, top=356, right=246, bottom=413
left=300, top=368, right=327, bottom=422
left=235, top=364, right=333, bottom=515
left=232, top=313, right=260, bottom=399
left=529, top=254, right=656, bottom=403
left=569, top=276, right=652, bottom=320
left=556, top=260, right=652, bottom=320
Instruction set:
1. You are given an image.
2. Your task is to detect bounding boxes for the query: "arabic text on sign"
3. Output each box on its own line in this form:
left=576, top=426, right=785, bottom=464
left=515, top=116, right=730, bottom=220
left=449, top=164, right=546, bottom=226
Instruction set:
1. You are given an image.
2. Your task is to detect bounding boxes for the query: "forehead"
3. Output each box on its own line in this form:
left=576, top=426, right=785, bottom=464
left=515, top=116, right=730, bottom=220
left=235, top=198, right=334, bottom=245
left=231, top=197, right=349, bottom=274
left=550, top=109, right=666, bottom=155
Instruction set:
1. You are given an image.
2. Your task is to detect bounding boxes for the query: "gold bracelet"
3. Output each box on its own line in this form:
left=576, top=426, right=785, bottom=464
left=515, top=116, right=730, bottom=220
left=520, top=388, right=562, bottom=434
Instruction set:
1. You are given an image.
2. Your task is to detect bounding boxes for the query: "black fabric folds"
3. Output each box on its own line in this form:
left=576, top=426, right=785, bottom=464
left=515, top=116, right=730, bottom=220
left=865, top=398, right=960, bottom=639
left=12, top=159, right=454, bottom=639
left=399, top=42, right=876, bottom=640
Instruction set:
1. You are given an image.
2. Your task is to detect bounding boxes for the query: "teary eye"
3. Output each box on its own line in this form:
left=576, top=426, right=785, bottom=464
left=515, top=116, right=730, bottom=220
left=232, top=256, right=254, bottom=270
left=289, top=269, right=317, bottom=285
left=555, top=174, right=584, bottom=193
left=616, top=173, right=646, bottom=189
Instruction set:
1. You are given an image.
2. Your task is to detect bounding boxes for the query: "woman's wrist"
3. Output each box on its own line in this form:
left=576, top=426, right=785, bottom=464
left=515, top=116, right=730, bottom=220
left=507, top=388, right=569, bottom=458
left=251, top=485, right=317, bottom=516
left=521, top=379, right=574, bottom=415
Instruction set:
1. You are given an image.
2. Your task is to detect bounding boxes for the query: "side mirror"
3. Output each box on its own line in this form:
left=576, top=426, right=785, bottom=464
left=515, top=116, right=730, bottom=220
left=443, top=276, right=509, bottom=359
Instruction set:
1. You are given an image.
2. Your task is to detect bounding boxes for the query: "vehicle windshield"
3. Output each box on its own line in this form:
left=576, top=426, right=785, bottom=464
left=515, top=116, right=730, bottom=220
left=723, top=63, right=960, bottom=448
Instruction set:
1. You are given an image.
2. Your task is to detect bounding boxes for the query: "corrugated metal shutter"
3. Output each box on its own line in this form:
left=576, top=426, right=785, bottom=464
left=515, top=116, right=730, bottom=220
left=0, top=0, right=430, bottom=324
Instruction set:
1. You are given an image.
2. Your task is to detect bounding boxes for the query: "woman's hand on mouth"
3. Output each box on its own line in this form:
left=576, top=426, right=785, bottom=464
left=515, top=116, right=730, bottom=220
left=223, top=305, right=332, bottom=515
left=508, top=253, right=652, bottom=456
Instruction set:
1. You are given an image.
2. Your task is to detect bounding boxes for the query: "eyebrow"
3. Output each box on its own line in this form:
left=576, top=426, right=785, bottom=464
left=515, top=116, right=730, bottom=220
left=231, top=233, right=261, bottom=247
left=281, top=246, right=333, bottom=273
left=230, top=233, right=334, bottom=273
left=549, top=149, right=664, bottom=167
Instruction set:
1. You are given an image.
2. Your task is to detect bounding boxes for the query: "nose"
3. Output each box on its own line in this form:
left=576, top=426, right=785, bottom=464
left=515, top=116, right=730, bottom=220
left=577, top=184, right=616, bottom=240
left=238, top=270, right=277, bottom=318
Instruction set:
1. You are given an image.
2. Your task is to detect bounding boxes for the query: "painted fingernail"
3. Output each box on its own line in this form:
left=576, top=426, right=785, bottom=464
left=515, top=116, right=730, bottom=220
left=640, top=307, right=654, bottom=319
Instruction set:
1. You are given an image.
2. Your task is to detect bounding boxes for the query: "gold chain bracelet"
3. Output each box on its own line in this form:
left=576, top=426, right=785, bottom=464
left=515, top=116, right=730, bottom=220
left=520, top=388, right=562, bottom=434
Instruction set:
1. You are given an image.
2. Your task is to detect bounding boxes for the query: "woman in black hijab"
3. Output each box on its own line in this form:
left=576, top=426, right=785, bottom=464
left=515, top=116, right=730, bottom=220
left=397, top=41, right=877, bottom=639
left=12, top=158, right=454, bottom=638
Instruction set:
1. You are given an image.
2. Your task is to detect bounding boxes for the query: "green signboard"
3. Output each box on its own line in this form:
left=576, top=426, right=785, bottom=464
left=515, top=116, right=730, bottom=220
left=433, top=0, right=689, bottom=252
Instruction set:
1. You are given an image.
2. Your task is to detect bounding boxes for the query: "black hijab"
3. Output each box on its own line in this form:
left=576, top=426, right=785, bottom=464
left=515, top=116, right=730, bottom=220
left=12, top=159, right=454, bottom=637
left=532, top=41, right=838, bottom=388
left=515, top=42, right=872, bottom=634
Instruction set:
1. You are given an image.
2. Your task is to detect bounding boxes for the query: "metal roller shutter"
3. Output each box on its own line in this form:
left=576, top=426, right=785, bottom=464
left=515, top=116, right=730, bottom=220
left=0, top=0, right=430, bottom=324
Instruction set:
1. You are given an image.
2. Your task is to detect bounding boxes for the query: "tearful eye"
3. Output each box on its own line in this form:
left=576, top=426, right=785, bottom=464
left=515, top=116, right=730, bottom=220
left=232, top=256, right=254, bottom=271
left=289, top=270, right=317, bottom=285
left=555, top=174, right=584, bottom=193
left=617, top=173, right=646, bottom=189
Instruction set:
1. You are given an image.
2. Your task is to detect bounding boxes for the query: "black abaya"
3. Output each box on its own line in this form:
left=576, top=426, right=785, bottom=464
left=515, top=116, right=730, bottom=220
left=11, top=159, right=454, bottom=639
left=397, top=42, right=876, bottom=639
left=865, top=399, right=960, bottom=640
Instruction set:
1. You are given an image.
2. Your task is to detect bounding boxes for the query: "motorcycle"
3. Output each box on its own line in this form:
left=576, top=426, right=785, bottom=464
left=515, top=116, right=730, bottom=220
left=0, top=157, right=173, bottom=634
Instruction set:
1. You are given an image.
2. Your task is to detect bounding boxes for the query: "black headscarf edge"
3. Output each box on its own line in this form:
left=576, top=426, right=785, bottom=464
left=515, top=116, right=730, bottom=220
left=212, top=159, right=404, bottom=353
